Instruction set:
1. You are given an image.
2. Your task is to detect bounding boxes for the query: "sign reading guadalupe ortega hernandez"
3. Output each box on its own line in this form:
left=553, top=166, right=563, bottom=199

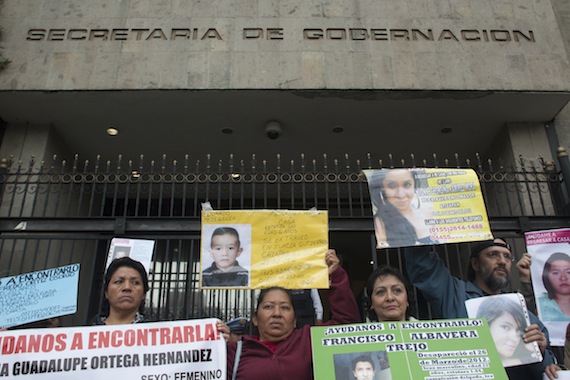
left=201, top=209, right=329, bottom=289
left=0, top=319, right=225, bottom=379
left=311, top=319, right=508, bottom=380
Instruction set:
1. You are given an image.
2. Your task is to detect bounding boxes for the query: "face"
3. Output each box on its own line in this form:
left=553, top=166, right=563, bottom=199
left=353, top=361, right=375, bottom=380
left=548, top=260, right=570, bottom=296
left=489, top=312, right=522, bottom=358
left=105, top=266, right=145, bottom=313
left=473, top=240, right=512, bottom=292
left=210, top=233, right=243, bottom=271
left=382, top=170, right=415, bottom=212
left=371, top=274, right=408, bottom=322
left=253, top=289, right=296, bottom=342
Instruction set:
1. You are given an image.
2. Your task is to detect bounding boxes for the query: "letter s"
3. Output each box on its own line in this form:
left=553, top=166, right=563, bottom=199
left=27, top=29, right=46, bottom=41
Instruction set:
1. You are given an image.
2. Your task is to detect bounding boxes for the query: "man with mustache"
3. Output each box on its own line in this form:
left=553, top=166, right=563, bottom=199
left=404, top=238, right=557, bottom=379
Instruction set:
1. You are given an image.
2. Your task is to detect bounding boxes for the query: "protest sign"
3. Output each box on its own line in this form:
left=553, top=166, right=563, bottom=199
left=200, top=209, right=328, bottom=289
left=106, top=238, right=155, bottom=274
left=525, top=228, right=570, bottom=346
left=311, top=319, right=508, bottom=379
left=0, top=319, right=225, bottom=379
left=466, top=293, right=542, bottom=367
left=363, top=168, right=492, bottom=248
left=0, top=264, right=80, bottom=329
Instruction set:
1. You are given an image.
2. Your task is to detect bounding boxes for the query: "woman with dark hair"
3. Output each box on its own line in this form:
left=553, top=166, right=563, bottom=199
left=477, top=296, right=537, bottom=367
left=539, top=252, right=570, bottom=321
left=90, top=257, right=150, bottom=325
left=370, top=169, right=433, bottom=248
left=366, top=265, right=415, bottom=322
left=226, top=249, right=360, bottom=380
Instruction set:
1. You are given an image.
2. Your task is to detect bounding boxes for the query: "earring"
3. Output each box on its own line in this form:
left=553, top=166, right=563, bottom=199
left=379, top=191, right=386, bottom=205
left=412, top=193, right=421, bottom=209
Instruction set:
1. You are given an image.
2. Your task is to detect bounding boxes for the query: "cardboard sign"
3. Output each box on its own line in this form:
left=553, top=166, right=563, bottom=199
left=363, top=168, right=492, bottom=248
left=311, top=319, right=508, bottom=380
left=0, top=264, right=80, bottom=328
left=200, top=210, right=329, bottom=289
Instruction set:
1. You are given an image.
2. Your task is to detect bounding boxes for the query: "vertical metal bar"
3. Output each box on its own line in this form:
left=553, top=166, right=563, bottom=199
left=263, top=160, right=268, bottom=209
left=158, top=155, right=166, bottom=216
left=170, top=161, right=177, bottom=217
left=64, top=155, right=79, bottom=217
left=193, top=160, right=200, bottom=216
left=277, top=154, right=281, bottom=209
left=334, top=159, right=341, bottom=216
left=216, top=160, right=223, bottom=209
left=229, top=155, right=234, bottom=210
left=290, top=159, right=295, bottom=209
left=134, top=156, right=144, bottom=217
left=146, top=160, right=155, bottom=216
left=345, top=154, right=353, bottom=217
left=323, top=154, right=330, bottom=211
left=181, top=155, right=189, bottom=217
left=87, top=156, right=100, bottom=217
left=301, top=154, right=307, bottom=209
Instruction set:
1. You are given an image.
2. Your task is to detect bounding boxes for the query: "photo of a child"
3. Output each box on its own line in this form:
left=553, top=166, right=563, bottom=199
left=201, top=225, right=250, bottom=288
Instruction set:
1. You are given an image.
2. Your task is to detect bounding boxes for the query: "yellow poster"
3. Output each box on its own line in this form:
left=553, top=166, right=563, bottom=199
left=200, top=209, right=329, bottom=289
left=363, top=168, right=493, bottom=249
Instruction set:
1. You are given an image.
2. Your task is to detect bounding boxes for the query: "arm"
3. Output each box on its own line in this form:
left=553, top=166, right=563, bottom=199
left=404, top=245, right=469, bottom=319
left=310, top=289, right=324, bottom=323
left=516, top=253, right=537, bottom=314
left=323, top=249, right=360, bottom=325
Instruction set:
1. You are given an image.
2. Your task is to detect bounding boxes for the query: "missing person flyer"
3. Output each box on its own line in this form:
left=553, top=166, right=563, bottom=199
left=0, top=319, right=225, bottom=379
left=311, top=319, right=508, bottom=380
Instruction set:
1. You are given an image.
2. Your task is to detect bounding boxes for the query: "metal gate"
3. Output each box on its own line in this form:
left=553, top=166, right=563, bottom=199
left=0, top=153, right=568, bottom=326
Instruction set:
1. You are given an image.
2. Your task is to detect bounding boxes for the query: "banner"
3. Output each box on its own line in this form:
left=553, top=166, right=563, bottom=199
left=311, top=319, right=508, bottom=380
left=363, top=168, right=492, bottom=248
left=525, top=228, right=570, bottom=346
left=465, top=293, right=542, bottom=367
left=106, top=238, right=155, bottom=274
left=200, top=209, right=329, bottom=289
left=0, top=319, right=226, bottom=379
left=0, top=264, right=80, bottom=329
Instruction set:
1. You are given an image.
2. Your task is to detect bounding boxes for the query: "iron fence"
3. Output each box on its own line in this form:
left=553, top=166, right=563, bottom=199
left=0, top=153, right=568, bottom=326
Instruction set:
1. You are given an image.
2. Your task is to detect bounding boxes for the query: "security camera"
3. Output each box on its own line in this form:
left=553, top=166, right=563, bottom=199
left=265, top=121, right=282, bottom=140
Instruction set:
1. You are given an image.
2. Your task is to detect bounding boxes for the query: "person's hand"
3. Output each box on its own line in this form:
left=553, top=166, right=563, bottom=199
left=325, top=249, right=340, bottom=274
left=523, top=324, right=547, bottom=354
left=516, top=252, right=532, bottom=283
left=544, top=364, right=562, bottom=379
left=216, top=320, right=230, bottom=343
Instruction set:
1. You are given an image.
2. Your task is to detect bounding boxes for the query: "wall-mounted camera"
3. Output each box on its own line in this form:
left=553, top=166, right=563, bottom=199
left=264, top=121, right=282, bottom=140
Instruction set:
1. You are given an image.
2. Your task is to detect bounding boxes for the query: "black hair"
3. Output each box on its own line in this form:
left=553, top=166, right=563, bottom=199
left=542, top=252, right=570, bottom=299
left=255, top=287, right=294, bottom=315
left=102, top=257, right=149, bottom=316
left=210, top=226, right=241, bottom=247
left=365, top=265, right=415, bottom=321
left=476, top=296, right=525, bottom=328
left=370, top=169, right=420, bottom=247
left=351, top=354, right=375, bottom=371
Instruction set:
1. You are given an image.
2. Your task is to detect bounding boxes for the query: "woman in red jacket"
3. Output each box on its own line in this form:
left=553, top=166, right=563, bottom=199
left=227, top=249, right=360, bottom=380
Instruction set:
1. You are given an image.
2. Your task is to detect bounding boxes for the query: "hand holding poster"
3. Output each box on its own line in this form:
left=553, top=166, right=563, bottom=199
left=0, top=319, right=226, bottom=379
left=465, top=293, right=542, bottom=367
left=0, top=264, right=80, bottom=329
left=363, top=168, right=493, bottom=248
left=200, top=210, right=329, bottom=289
left=311, top=319, right=508, bottom=379
left=524, top=228, right=570, bottom=346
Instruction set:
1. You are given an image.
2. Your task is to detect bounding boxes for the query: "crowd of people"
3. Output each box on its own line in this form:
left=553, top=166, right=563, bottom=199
left=6, top=236, right=570, bottom=380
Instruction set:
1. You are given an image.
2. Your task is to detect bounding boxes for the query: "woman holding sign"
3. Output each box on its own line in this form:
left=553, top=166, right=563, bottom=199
left=226, top=249, right=359, bottom=380
left=370, top=169, right=434, bottom=248
left=90, top=257, right=150, bottom=325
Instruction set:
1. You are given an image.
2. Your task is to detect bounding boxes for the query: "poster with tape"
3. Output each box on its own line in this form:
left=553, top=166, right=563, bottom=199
left=363, top=168, right=492, bottom=248
left=311, top=319, right=508, bottom=380
left=0, top=319, right=225, bottom=379
left=525, top=228, right=570, bottom=346
left=106, top=238, right=155, bottom=275
left=200, top=209, right=329, bottom=289
left=0, top=264, right=80, bottom=329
